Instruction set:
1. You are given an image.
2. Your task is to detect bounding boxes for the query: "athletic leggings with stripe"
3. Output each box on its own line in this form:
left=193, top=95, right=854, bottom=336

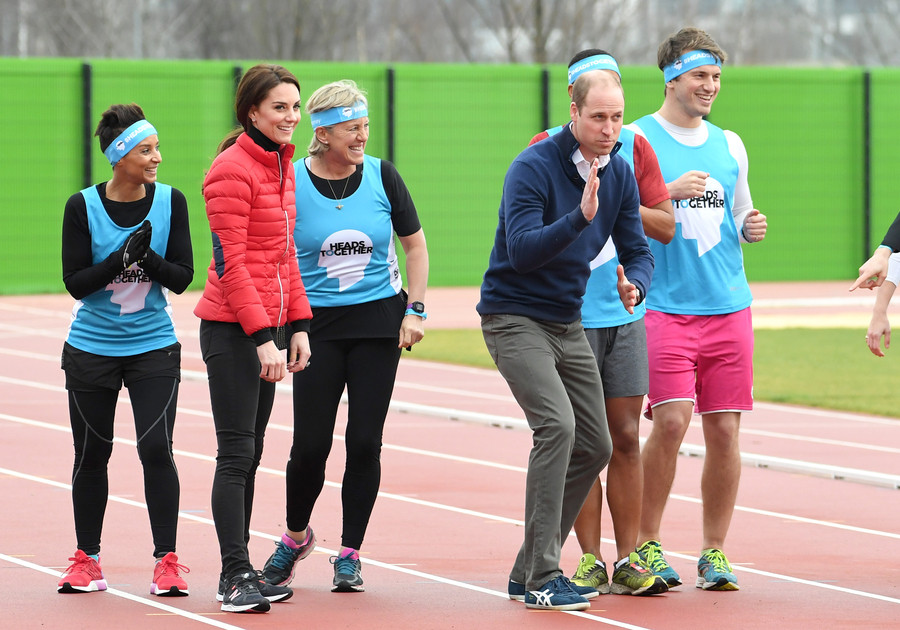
left=285, top=337, right=402, bottom=550
left=67, top=377, right=180, bottom=557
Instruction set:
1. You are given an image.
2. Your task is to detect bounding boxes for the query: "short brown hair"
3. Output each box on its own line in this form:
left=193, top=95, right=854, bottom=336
left=571, top=71, right=623, bottom=112
left=657, top=27, right=727, bottom=71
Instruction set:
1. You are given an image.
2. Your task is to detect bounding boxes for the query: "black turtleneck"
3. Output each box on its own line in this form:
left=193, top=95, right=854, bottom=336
left=247, top=124, right=281, bottom=152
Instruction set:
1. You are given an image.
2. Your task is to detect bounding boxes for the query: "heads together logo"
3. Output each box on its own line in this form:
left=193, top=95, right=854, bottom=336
left=104, top=120, right=157, bottom=165
left=310, top=101, right=368, bottom=130
left=568, top=54, right=620, bottom=85
left=663, top=50, right=721, bottom=83
left=341, top=102, right=366, bottom=119
left=319, top=229, right=373, bottom=290
left=672, top=176, right=727, bottom=256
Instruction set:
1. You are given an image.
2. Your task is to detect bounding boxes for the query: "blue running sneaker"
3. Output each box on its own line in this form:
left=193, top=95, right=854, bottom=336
left=636, top=540, right=682, bottom=587
left=261, top=528, right=316, bottom=586
left=510, top=576, right=598, bottom=601
left=507, top=579, right=526, bottom=601
left=563, top=576, right=599, bottom=599
left=524, top=576, right=590, bottom=611
left=696, top=548, right=739, bottom=591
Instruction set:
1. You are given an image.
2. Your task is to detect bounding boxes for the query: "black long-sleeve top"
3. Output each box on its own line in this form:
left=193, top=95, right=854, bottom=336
left=61, top=182, right=194, bottom=300
left=881, top=211, right=900, bottom=252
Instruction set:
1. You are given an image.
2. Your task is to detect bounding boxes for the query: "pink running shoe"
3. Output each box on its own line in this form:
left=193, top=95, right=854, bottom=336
left=58, top=550, right=107, bottom=593
left=151, top=552, right=190, bottom=596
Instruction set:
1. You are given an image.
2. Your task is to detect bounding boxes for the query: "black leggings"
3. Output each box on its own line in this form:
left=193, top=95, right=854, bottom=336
left=200, top=320, right=276, bottom=579
left=68, top=377, right=180, bottom=557
left=285, top=337, right=401, bottom=550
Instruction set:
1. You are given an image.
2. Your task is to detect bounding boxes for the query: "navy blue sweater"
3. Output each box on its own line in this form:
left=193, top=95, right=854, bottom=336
left=477, top=123, right=654, bottom=323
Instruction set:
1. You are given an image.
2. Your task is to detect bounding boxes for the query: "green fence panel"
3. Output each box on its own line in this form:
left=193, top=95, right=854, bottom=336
left=869, top=69, right=900, bottom=253
left=393, top=63, right=545, bottom=287
left=710, top=67, right=865, bottom=281
left=0, top=59, right=83, bottom=294
left=0, top=58, right=895, bottom=294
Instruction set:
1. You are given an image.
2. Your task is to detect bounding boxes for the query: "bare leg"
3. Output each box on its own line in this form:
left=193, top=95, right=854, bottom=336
left=572, top=478, right=604, bottom=560
left=604, top=395, right=645, bottom=561
left=637, top=400, right=693, bottom=544
left=700, top=412, right=741, bottom=550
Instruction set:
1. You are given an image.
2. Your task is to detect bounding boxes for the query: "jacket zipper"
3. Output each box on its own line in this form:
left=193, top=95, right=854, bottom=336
left=276, top=151, right=287, bottom=326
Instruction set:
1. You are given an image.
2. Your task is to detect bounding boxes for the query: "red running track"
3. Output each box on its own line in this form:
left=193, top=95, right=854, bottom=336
left=0, top=291, right=898, bottom=630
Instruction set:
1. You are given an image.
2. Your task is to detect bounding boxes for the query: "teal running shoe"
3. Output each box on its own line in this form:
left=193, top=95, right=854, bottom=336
left=696, top=548, right=739, bottom=591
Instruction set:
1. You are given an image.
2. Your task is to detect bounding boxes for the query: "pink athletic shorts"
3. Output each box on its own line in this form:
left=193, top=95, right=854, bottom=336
left=645, top=308, right=754, bottom=415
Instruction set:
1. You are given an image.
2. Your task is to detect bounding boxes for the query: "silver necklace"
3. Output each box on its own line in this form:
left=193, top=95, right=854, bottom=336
left=326, top=175, right=351, bottom=210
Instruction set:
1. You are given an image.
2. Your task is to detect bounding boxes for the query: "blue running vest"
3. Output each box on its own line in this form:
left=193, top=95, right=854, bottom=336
left=294, top=155, right=401, bottom=307
left=66, top=184, right=176, bottom=356
left=632, top=116, right=751, bottom=315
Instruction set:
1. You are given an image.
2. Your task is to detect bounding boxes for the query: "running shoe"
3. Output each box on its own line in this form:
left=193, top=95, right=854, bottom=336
left=524, top=575, right=590, bottom=611
left=220, top=571, right=270, bottom=613
left=509, top=576, right=598, bottom=601
left=696, top=548, right=740, bottom=591
left=57, top=550, right=107, bottom=593
left=150, top=552, right=189, bottom=596
left=636, top=540, right=682, bottom=587
left=571, top=553, right=610, bottom=594
left=216, top=571, right=293, bottom=603
left=261, top=527, right=316, bottom=586
left=330, top=551, right=365, bottom=592
left=508, top=579, right=526, bottom=601
left=610, top=552, right=668, bottom=596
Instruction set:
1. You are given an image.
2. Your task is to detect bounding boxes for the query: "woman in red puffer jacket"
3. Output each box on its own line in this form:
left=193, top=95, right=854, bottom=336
left=194, top=63, right=312, bottom=615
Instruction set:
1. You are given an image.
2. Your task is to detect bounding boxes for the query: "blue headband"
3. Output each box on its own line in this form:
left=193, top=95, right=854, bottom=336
left=103, top=120, right=157, bottom=166
left=309, top=101, right=368, bottom=130
left=663, top=49, right=722, bottom=82
left=568, top=54, right=621, bottom=85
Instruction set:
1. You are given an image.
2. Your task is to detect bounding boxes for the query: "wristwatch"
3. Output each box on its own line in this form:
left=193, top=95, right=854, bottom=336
left=406, top=301, right=427, bottom=320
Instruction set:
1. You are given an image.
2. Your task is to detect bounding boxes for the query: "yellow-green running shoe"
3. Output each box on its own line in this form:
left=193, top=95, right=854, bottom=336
left=610, top=552, right=669, bottom=595
left=571, top=553, right=610, bottom=594
left=696, top=548, right=739, bottom=591
left=636, top=540, right=682, bottom=587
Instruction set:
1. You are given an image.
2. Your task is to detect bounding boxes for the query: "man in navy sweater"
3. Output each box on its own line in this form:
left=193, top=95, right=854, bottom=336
left=477, top=72, right=654, bottom=611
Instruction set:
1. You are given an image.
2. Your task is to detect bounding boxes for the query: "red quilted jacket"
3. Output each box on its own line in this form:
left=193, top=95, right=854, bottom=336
left=194, top=133, right=311, bottom=336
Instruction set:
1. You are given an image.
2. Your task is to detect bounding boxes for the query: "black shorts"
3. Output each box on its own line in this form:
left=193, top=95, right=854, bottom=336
left=61, top=341, right=181, bottom=392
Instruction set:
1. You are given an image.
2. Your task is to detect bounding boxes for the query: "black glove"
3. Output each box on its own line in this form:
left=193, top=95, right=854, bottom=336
left=118, top=220, right=152, bottom=268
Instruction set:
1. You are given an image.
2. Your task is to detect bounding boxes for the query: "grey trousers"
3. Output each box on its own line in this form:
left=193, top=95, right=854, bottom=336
left=481, top=313, right=612, bottom=589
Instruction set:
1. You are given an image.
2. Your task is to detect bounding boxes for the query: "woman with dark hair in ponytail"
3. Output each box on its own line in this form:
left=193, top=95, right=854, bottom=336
left=194, top=64, right=312, bottom=614
left=59, top=103, right=194, bottom=597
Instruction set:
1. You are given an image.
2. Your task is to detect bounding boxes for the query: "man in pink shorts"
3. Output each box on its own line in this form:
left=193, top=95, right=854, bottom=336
left=629, top=27, right=768, bottom=592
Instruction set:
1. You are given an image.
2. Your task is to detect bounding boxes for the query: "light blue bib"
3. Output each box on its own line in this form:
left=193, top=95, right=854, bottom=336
left=66, top=184, right=176, bottom=356
left=633, top=116, right=752, bottom=315
left=294, top=155, right=401, bottom=307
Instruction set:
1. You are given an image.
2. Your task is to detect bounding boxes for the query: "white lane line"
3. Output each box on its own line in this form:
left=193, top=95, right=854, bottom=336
left=3, top=459, right=899, bottom=608
left=6, top=410, right=897, bottom=541
left=4, top=346, right=900, bottom=430
left=739, top=428, right=900, bottom=454
left=3, top=396, right=900, bottom=536
left=0, top=467, right=650, bottom=629
left=0, top=553, right=248, bottom=630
